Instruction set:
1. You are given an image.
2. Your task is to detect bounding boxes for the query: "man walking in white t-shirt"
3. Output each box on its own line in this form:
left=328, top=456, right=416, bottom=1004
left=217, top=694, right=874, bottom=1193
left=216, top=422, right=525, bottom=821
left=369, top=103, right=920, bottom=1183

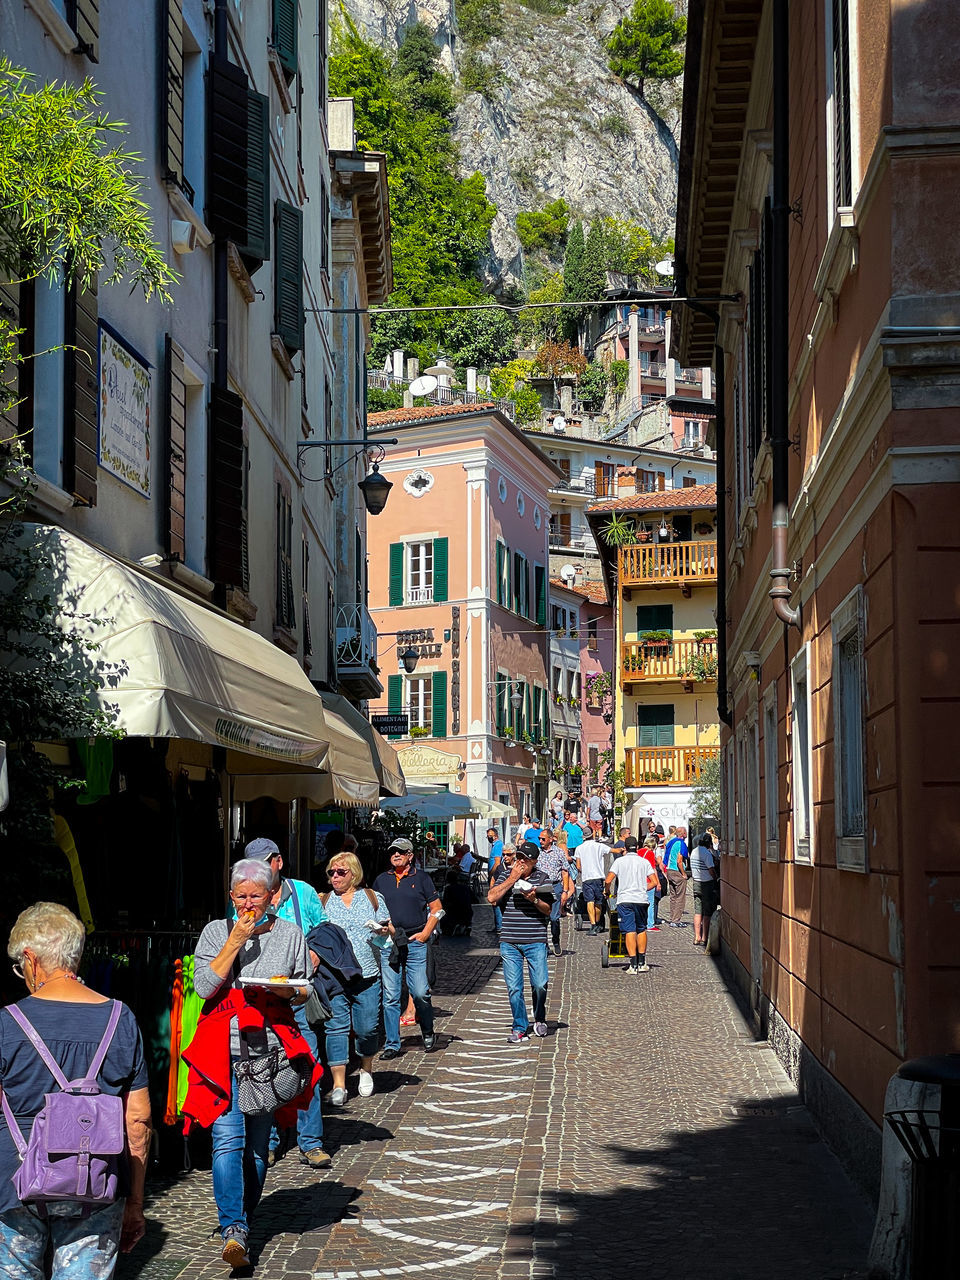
left=604, top=836, right=658, bottom=973
left=576, top=836, right=611, bottom=935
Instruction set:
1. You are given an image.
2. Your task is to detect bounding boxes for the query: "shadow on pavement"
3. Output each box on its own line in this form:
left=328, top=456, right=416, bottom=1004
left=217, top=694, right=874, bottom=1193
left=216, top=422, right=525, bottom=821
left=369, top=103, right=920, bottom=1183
left=521, top=1100, right=873, bottom=1280
left=249, top=1181, right=361, bottom=1256
left=323, top=1118, right=394, bottom=1151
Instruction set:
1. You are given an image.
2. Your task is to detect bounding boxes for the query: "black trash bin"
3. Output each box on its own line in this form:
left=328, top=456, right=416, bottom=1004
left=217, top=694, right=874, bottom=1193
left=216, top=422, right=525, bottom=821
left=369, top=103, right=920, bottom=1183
left=883, top=1053, right=960, bottom=1278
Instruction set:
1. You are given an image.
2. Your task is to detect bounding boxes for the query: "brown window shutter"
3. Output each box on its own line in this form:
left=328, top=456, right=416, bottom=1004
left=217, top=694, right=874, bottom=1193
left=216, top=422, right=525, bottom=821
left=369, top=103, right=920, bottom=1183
left=64, top=275, right=99, bottom=507
left=1, top=280, right=22, bottom=447
left=164, top=336, right=187, bottom=560
left=161, top=0, right=184, bottom=187
left=208, top=385, right=245, bottom=586
left=70, top=0, right=99, bottom=61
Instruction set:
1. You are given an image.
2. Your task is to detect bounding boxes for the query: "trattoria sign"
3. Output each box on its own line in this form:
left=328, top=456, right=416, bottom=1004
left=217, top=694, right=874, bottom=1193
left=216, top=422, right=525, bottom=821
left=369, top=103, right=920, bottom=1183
left=98, top=324, right=151, bottom=497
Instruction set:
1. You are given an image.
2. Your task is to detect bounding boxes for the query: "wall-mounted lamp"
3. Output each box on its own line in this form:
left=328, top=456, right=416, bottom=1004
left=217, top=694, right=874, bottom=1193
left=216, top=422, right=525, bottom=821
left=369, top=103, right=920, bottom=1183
left=296, top=436, right=399, bottom=516
left=400, top=646, right=420, bottom=674
left=357, top=463, right=392, bottom=516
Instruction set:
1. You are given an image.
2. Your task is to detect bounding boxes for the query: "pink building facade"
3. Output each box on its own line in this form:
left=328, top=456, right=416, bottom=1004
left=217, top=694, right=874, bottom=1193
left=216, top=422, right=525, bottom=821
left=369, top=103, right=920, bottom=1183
left=366, top=405, right=561, bottom=833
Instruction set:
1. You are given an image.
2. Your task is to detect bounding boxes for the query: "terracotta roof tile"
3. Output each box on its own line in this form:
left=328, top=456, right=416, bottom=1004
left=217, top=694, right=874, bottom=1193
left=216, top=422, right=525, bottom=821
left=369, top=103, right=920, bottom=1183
left=586, top=482, right=717, bottom=514
left=368, top=402, right=498, bottom=426
left=549, top=578, right=610, bottom=605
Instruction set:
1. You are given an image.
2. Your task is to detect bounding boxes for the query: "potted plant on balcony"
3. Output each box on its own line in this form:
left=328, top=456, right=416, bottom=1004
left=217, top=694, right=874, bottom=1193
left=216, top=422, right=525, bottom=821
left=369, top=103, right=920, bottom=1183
left=599, top=512, right=637, bottom=547
left=693, top=629, right=718, bottom=650
left=639, top=629, right=672, bottom=653
left=679, top=653, right=719, bottom=681
left=410, top=725, right=430, bottom=738
left=503, top=726, right=515, bottom=740
left=637, top=525, right=652, bottom=543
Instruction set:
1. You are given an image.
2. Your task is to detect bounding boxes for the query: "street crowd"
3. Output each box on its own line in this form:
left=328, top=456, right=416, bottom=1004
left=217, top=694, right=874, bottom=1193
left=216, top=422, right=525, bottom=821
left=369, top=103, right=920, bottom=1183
left=0, top=792, right=721, bottom=1278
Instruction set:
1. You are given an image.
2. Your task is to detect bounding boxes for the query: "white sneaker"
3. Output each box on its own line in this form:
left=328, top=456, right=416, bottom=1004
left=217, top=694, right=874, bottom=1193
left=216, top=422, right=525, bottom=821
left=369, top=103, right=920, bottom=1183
left=637, top=962, right=651, bottom=973
left=329, top=1087, right=347, bottom=1107
left=358, top=1070, right=374, bottom=1097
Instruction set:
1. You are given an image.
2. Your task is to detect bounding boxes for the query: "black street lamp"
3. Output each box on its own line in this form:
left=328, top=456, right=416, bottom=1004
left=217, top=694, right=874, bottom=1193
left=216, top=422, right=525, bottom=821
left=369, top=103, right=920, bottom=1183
left=357, top=463, right=393, bottom=516
left=297, top=437, right=399, bottom=515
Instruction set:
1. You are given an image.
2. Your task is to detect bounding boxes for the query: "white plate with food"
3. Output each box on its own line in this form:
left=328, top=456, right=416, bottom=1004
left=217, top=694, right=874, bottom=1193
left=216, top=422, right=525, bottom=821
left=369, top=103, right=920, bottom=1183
left=238, top=975, right=301, bottom=989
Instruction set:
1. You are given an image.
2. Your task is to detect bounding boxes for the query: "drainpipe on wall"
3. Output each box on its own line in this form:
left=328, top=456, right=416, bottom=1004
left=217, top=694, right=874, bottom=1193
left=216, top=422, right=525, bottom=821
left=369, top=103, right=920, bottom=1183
left=213, top=0, right=228, bottom=392
left=769, top=0, right=801, bottom=629
left=713, top=339, right=732, bottom=726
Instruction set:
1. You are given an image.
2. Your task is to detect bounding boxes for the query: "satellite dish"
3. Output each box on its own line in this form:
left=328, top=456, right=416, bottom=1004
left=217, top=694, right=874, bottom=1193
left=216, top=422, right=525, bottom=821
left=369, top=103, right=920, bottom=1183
left=560, top=563, right=576, bottom=582
left=655, top=256, right=675, bottom=277
left=409, top=374, right=438, bottom=396
left=553, top=415, right=566, bottom=433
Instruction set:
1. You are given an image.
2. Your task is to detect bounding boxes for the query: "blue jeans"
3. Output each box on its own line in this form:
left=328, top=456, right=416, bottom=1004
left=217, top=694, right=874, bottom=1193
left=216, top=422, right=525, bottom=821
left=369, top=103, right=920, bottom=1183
left=0, top=1200, right=124, bottom=1280
left=325, top=976, right=381, bottom=1065
left=500, top=940, right=549, bottom=1033
left=381, top=941, right=433, bottom=1049
left=270, top=1001, right=324, bottom=1154
left=647, top=884, right=659, bottom=925
left=549, top=883, right=564, bottom=944
left=212, top=1068, right=274, bottom=1236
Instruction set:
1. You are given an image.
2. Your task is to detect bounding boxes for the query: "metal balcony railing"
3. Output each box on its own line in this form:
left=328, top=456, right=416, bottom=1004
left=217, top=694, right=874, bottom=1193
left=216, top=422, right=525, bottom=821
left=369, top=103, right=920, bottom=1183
left=621, top=638, right=719, bottom=684
left=624, top=746, right=721, bottom=787
left=367, top=371, right=515, bottom=420
left=619, top=540, right=718, bottom=586
left=335, top=602, right=378, bottom=672
left=407, top=586, right=434, bottom=605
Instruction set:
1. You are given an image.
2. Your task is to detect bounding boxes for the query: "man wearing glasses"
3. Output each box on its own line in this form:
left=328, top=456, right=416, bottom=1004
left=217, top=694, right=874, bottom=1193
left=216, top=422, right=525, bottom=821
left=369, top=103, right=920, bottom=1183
left=373, top=838, right=442, bottom=1057
left=240, top=837, right=331, bottom=1169
left=487, top=840, right=553, bottom=1043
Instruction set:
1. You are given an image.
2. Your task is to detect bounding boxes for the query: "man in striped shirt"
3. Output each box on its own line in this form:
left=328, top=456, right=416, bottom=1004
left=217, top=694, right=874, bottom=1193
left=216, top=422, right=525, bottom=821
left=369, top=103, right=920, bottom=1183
left=487, top=841, right=553, bottom=1043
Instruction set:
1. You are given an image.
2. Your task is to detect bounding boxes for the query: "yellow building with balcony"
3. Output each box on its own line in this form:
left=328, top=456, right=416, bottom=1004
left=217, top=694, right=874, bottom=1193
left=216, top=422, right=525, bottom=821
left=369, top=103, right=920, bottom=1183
left=586, top=482, right=720, bottom=833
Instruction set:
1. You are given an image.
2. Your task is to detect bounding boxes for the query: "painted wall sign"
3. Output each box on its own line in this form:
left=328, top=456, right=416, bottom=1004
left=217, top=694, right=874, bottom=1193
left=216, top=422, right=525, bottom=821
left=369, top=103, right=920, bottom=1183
left=98, top=325, right=151, bottom=497
left=397, top=627, right=443, bottom=658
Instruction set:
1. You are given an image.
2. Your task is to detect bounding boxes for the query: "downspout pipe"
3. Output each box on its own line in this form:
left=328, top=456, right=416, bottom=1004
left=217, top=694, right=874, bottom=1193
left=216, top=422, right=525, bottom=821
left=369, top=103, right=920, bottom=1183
left=213, top=0, right=228, bottom=391
left=769, top=0, right=801, bottom=628
left=713, top=339, right=732, bottom=726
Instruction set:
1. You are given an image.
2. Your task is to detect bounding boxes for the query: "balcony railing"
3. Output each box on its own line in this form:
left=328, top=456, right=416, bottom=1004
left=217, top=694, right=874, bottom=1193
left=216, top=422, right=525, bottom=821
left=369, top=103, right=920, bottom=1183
left=367, top=371, right=515, bottom=420
left=619, top=540, right=717, bottom=587
left=335, top=602, right=381, bottom=697
left=407, top=586, right=434, bottom=604
left=621, top=638, right=718, bottom=684
left=624, top=746, right=721, bottom=787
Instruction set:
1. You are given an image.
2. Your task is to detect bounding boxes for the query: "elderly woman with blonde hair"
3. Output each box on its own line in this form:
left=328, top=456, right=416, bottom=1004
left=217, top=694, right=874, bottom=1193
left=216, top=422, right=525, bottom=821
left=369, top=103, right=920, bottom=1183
left=0, top=902, right=151, bottom=1279
left=319, top=852, right=391, bottom=1105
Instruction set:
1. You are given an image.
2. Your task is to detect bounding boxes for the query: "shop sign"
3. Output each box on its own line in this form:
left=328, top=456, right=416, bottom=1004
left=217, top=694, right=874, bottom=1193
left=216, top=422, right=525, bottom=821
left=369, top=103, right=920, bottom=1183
left=98, top=324, right=151, bottom=497
left=397, top=743, right=462, bottom=778
left=371, top=713, right=409, bottom=737
left=397, top=628, right=442, bottom=658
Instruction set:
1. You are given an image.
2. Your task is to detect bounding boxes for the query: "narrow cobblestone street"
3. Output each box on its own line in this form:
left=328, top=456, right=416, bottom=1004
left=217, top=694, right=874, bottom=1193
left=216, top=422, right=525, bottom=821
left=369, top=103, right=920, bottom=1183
left=120, top=905, right=874, bottom=1280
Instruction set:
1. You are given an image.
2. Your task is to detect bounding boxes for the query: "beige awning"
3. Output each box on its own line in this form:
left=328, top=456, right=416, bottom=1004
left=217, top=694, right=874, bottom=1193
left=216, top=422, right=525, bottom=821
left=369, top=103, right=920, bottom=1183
left=319, top=692, right=406, bottom=797
left=21, top=525, right=379, bottom=804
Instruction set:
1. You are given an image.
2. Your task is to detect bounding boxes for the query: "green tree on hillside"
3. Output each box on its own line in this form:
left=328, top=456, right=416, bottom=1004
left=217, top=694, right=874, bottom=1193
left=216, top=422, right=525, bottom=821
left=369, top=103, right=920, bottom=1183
left=516, top=198, right=568, bottom=255
left=606, top=0, right=686, bottom=96
left=518, top=271, right=564, bottom=345
left=581, top=219, right=606, bottom=305
left=490, top=358, right=542, bottom=425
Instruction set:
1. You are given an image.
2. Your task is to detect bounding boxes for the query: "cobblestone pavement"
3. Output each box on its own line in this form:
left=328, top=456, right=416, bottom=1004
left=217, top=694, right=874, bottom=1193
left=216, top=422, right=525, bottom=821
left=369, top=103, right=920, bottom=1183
left=119, top=904, right=874, bottom=1280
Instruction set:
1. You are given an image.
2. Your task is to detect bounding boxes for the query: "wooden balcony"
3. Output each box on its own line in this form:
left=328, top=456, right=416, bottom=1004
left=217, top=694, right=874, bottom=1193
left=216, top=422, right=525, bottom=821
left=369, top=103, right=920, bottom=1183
left=619, top=540, right=718, bottom=591
left=624, top=746, right=721, bottom=787
left=621, top=638, right=718, bottom=685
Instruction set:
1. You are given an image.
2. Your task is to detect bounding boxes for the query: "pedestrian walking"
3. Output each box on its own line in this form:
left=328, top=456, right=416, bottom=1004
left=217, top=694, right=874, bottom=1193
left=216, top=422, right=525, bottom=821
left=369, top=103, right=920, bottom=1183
left=690, top=833, right=720, bottom=947
left=586, top=788, right=604, bottom=837
left=486, top=841, right=553, bottom=1043
left=240, top=837, right=331, bottom=1171
left=187, top=859, right=319, bottom=1268
left=319, top=852, right=391, bottom=1102
left=536, top=828, right=575, bottom=955
left=662, top=826, right=690, bottom=927
left=604, top=837, right=658, bottom=973
left=487, top=828, right=505, bottom=934
left=576, top=834, right=611, bottom=934
left=0, top=903, right=152, bottom=1279
left=549, top=790, right=565, bottom=829
left=640, top=834, right=662, bottom=928
left=373, top=839, right=442, bottom=1057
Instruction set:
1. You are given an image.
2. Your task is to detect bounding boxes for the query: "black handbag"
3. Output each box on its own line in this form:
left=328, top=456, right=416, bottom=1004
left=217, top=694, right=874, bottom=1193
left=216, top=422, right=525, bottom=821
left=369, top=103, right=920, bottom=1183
left=232, top=1035, right=312, bottom=1117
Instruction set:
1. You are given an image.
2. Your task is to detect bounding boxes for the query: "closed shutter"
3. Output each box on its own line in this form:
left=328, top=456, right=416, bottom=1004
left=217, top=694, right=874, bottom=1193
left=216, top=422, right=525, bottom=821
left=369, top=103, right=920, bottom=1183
left=433, top=537, right=449, bottom=603
left=271, top=0, right=298, bottom=77
left=388, top=542, right=404, bottom=606
left=69, top=0, right=99, bottom=61
left=495, top=676, right=506, bottom=736
left=496, top=542, right=505, bottom=605
left=532, top=687, right=541, bottom=742
left=274, top=201, right=304, bottom=352
left=0, top=280, right=21, bottom=446
left=64, top=275, right=98, bottom=507
left=161, top=0, right=184, bottom=187
left=535, top=565, right=546, bottom=625
left=541, top=687, right=550, bottom=741
left=637, top=704, right=674, bottom=747
left=524, top=685, right=531, bottom=739
left=164, top=336, right=187, bottom=560
left=208, top=385, right=245, bottom=586
left=387, top=674, right=403, bottom=739
left=523, top=560, right=530, bottom=618
left=512, top=552, right=521, bottom=613
left=431, top=671, right=448, bottom=739
left=206, top=57, right=249, bottom=244
left=637, top=604, right=673, bottom=633
left=237, top=91, right=270, bottom=266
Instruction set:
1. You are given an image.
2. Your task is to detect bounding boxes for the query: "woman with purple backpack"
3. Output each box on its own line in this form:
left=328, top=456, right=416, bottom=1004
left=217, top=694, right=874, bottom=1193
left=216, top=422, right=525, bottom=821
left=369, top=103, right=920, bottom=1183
left=0, top=902, right=152, bottom=1279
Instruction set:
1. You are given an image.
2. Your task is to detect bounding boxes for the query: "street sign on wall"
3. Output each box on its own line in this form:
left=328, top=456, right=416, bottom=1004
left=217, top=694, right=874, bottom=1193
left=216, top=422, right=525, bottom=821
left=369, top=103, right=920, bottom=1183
left=371, top=713, right=409, bottom=737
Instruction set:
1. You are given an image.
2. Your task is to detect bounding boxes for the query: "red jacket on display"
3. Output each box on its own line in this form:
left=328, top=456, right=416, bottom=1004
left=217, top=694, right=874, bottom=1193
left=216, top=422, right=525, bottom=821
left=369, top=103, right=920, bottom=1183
left=181, top=987, right=322, bottom=1132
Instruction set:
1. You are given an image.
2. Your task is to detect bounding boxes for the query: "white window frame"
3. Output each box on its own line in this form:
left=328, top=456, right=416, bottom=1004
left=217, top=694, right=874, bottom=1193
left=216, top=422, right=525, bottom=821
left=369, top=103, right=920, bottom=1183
left=790, top=645, right=815, bottom=865
left=722, top=739, right=736, bottom=855
left=832, top=586, right=867, bottom=872
left=824, top=0, right=861, bottom=230
left=735, top=722, right=747, bottom=857
left=405, top=673, right=433, bottom=732
left=763, top=681, right=779, bottom=861
left=407, top=540, right=433, bottom=604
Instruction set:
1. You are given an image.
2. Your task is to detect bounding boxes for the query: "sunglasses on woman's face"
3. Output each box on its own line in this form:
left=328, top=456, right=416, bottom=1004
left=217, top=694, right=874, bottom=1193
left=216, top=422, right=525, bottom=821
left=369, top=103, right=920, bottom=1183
left=329, top=868, right=350, bottom=877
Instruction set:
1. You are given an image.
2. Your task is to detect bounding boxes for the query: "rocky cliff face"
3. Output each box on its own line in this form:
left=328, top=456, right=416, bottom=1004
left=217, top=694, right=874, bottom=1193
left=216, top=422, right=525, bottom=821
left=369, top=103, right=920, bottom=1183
left=342, top=0, right=680, bottom=292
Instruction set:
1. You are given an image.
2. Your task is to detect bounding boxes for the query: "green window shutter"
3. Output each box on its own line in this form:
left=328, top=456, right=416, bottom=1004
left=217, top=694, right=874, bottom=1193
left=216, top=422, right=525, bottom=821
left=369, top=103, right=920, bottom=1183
left=433, top=537, right=449, bottom=602
left=495, top=675, right=506, bottom=736
left=541, top=687, right=550, bottom=740
left=431, top=672, right=448, bottom=739
left=524, top=685, right=532, bottom=738
left=389, top=543, right=404, bottom=606
left=271, top=0, right=298, bottom=77
left=523, top=559, right=530, bottom=618
left=496, top=542, right=505, bottom=605
left=507, top=547, right=513, bottom=609
left=274, top=200, right=304, bottom=352
left=238, top=91, right=270, bottom=266
left=387, top=675, right=403, bottom=738
left=512, top=552, right=522, bottom=613
left=637, top=604, right=674, bottom=632
left=637, top=704, right=675, bottom=747
left=535, top=565, right=546, bottom=625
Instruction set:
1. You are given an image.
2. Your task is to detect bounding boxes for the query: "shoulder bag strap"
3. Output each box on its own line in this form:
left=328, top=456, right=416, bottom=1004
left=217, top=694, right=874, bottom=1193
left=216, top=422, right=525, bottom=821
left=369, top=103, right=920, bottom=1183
left=320, top=893, right=330, bottom=908
left=364, top=889, right=379, bottom=911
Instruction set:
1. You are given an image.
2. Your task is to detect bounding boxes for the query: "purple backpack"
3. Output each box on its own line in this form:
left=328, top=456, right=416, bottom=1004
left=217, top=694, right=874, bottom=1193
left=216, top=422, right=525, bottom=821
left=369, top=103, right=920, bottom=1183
left=0, top=1000, right=125, bottom=1208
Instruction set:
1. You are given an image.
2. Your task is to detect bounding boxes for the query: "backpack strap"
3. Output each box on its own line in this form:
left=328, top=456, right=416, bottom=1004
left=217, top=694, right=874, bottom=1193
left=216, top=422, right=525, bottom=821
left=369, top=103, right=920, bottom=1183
left=5, top=1005, right=71, bottom=1091
left=287, top=880, right=303, bottom=930
left=86, top=1000, right=124, bottom=1082
left=0, top=1088, right=26, bottom=1158
left=320, top=893, right=330, bottom=908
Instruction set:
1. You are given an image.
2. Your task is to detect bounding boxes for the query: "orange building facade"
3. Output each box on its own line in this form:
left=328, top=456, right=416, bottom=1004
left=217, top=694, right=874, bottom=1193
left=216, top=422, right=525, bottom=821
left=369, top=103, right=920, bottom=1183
left=675, top=0, right=960, bottom=1195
